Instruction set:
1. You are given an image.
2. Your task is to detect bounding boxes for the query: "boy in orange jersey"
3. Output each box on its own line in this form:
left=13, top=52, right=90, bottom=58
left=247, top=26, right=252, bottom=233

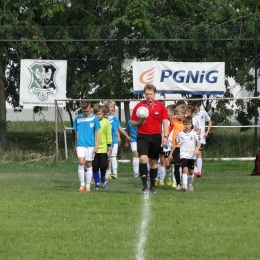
left=168, top=104, right=186, bottom=190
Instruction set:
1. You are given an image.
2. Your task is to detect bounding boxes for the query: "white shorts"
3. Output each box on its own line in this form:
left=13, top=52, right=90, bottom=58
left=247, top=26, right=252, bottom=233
left=111, top=143, right=118, bottom=157
left=76, top=146, right=95, bottom=161
left=131, top=142, right=137, bottom=152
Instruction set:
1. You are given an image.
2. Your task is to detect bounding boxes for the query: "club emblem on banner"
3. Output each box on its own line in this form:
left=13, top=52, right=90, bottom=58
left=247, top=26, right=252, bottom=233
left=28, top=61, right=58, bottom=101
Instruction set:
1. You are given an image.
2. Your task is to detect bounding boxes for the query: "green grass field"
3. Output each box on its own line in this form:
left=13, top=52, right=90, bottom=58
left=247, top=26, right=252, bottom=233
left=1, top=159, right=260, bottom=260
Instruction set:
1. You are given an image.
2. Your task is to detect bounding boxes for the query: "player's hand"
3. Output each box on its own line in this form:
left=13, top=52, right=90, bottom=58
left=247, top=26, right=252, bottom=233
left=193, top=149, right=199, bottom=155
left=138, top=118, right=146, bottom=125
left=162, top=136, right=168, bottom=147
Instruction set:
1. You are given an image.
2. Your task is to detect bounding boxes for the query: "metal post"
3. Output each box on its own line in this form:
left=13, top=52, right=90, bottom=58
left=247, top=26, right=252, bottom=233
left=55, top=100, right=59, bottom=166
left=118, top=22, right=122, bottom=121
left=254, top=19, right=258, bottom=152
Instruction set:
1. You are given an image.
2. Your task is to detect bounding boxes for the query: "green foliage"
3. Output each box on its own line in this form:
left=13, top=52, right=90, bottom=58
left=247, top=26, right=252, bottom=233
left=1, top=0, right=260, bottom=150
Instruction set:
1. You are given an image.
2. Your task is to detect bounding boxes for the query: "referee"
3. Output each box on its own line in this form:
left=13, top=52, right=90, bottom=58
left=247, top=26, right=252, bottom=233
left=131, top=84, right=169, bottom=194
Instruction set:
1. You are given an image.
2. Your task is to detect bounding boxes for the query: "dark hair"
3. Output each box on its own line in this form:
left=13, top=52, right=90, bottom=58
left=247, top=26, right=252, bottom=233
left=183, top=116, right=193, bottom=124
left=186, top=104, right=195, bottom=113
left=102, top=104, right=110, bottom=114
left=176, top=100, right=186, bottom=106
left=93, top=103, right=101, bottom=114
left=191, top=100, right=201, bottom=107
left=81, top=101, right=91, bottom=109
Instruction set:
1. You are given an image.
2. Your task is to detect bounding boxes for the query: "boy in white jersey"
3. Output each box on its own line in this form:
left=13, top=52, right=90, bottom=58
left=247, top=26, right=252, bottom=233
left=192, top=101, right=212, bottom=178
left=73, top=101, right=100, bottom=192
left=174, top=116, right=201, bottom=192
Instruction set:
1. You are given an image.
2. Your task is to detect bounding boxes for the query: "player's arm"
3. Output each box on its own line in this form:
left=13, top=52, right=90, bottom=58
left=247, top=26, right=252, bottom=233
left=125, top=130, right=130, bottom=149
left=74, top=131, right=78, bottom=154
left=205, top=120, right=212, bottom=137
left=118, top=125, right=131, bottom=141
left=131, top=119, right=145, bottom=127
left=194, top=139, right=201, bottom=155
left=94, top=130, right=100, bottom=153
left=162, top=119, right=169, bottom=146
left=168, top=141, right=177, bottom=162
left=116, top=131, right=121, bottom=146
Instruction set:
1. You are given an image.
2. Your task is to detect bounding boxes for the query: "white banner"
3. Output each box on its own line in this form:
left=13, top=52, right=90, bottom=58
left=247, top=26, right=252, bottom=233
left=133, top=61, right=225, bottom=95
left=20, top=59, right=67, bottom=107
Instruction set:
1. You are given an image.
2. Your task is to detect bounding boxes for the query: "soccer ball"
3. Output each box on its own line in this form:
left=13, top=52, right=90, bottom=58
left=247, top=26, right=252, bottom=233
left=136, top=106, right=149, bottom=119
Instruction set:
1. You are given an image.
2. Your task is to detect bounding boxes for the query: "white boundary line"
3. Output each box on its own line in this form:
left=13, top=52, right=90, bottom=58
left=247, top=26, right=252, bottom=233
left=136, top=194, right=150, bottom=260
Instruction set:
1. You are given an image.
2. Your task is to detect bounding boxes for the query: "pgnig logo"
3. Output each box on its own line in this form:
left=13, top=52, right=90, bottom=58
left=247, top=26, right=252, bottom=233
left=139, top=67, right=219, bottom=84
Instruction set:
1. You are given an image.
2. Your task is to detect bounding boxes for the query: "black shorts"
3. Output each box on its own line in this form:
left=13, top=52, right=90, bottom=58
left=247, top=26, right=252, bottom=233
left=181, top=158, right=195, bottom=170
left=170, top=147, right=180, bottom=164
left=93, top=153, right=108, bottom=172
left=137, top=134, right=161, bottom=160
left=159, top=146, right=164, bottom=155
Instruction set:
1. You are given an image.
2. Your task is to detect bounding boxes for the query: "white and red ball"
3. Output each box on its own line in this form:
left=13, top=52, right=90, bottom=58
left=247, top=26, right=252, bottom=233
left=136, top=106, right=149, bottom=119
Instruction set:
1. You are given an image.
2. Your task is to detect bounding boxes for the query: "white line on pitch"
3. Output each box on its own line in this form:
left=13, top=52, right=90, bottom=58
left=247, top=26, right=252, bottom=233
left=136, top=193, right=151, bottom=260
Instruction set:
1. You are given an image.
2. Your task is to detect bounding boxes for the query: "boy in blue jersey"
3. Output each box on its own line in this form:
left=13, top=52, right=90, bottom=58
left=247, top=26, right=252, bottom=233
left=73, top=101, right=100, bottom=192
left=105, top=100, right=131, bottom=179
left=125, top=119, right=139, bottom=177
left=92, top=104, right=112, bottom=189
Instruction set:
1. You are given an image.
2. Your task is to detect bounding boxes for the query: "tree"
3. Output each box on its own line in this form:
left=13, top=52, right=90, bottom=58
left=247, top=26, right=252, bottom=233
left=1, top=0, right=260, bottom=151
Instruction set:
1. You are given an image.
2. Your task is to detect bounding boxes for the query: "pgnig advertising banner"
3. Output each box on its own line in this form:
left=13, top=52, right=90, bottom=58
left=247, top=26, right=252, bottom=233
left=20, top=59, right=67, bottom=107
left=133, top=61, right=225, bottom=95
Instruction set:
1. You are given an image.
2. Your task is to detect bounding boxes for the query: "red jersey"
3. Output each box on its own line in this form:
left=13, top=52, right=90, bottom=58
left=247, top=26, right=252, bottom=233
left=131, top=100, right=168, bottom=135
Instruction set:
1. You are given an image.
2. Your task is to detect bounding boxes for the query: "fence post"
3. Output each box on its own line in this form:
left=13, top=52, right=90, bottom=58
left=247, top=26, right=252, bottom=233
left=254, top=19, right=258, bottom=152
left=118, top=22, right=122, bottom=122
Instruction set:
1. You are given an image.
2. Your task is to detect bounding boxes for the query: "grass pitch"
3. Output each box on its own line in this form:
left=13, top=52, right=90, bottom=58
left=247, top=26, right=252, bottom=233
left=1, top=159, right=260, bottom=260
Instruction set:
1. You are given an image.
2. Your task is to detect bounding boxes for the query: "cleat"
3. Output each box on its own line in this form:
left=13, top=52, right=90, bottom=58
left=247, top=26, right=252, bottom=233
left=108, top=174, right=112, bottom=179
left=188, top=184, right=194, bottom=191
left=111, top=174, right=117, bottom=179
left=197, top=172, right=201, bottom=178
left=141, top=185, right=148, bottom=194
left=176, top=184, right=181, bottom=191
left=155, top=179, right=160, bottom=186
left=182, top=185, right=188, bottom=192
left=134, top=173, right=139, bottom=178
left=166, top=177, right=172, bottom=186
left=85, top=187, right=91, bottom=192
left=90, top=177, right=95, bottom=185
left=149, top=186, right=156, bottom=194
left=171, top=181, right=177, bottom=188
left=78, top=185, right=85, bottom=193
left=159, top=180, right=164, bottom=186
left=95, top=184, right=100, bottom=190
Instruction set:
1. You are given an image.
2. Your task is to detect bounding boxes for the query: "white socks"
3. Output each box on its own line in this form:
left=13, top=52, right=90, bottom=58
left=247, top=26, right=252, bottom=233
left=160, top=167, right=165, bottom=181
left=182, top=174, right=188, bottom=187
left=133, top=157, right=139, bottom=177
left=111, top=157, right=118, bottom=176
left=171, top=168, right=176, bottom=182
left=85, top=167, right=92, bottom=188
left=197, top=158, right=202, bottom=172
left=188, top=174, right=194, bottom=186
left=78, top=165, right=85, bottom=186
